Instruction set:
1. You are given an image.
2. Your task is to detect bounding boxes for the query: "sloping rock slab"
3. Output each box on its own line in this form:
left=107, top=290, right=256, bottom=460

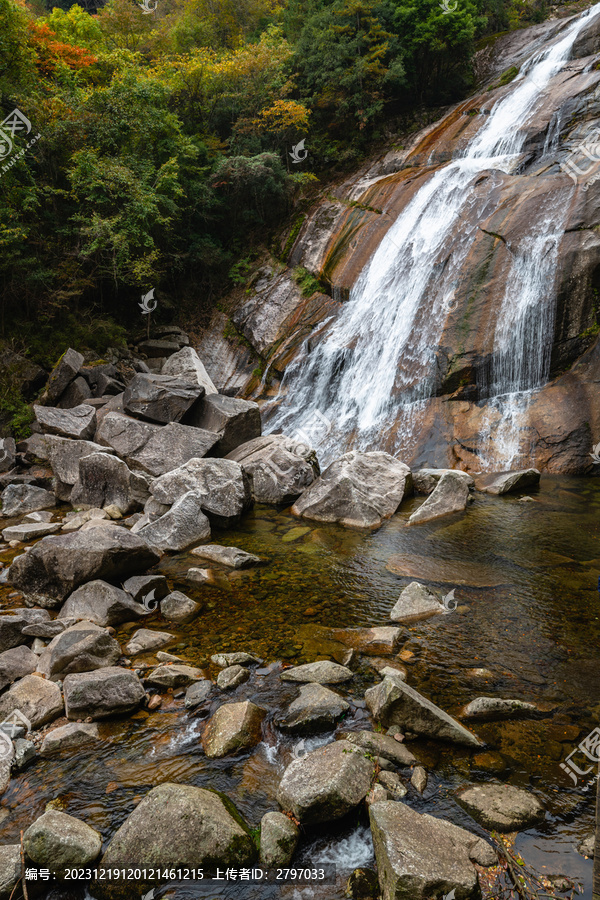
left=408, top=472, right=470, bottom=525
left=455, top=783, right=545, bottom=831
left=292, top=451, right=412, bottom=528
left=162, top=347, right=217, bottom=395
left=413, top=468, right=474, bottom=494
left=365, top=677, right=482, bottom=747
left=280, top=661, right=353, bottom=684
left=338, top=730, right=417, bottom=767
left=0, top=646, right=38, bottom=691
left=92, top=783, right=255, bottom=899
left=479, top=468, right=541, bottom=495
left=8, top=530, right=159, bottom=606
left=34, top=404, right=96, bottom=441
left=389, top=581, right=444, bottom=623
left=43, top=349, right=84, bottom=405
left=370, top=800, right=489, bottom=900
left=277, top=740, right=375, bottom=824
left=186, top=394, right=261, bottom=456
left=202, top=700, right=266, bottom=758
left=138, top=490, right=211, bottom=552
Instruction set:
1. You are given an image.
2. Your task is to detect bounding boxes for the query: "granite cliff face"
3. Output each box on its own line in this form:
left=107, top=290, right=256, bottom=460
left=199, top=7, right=600, bottom=473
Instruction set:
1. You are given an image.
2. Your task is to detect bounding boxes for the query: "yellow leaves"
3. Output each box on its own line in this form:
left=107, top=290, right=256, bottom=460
left=253, top=99, right=310, bottom=135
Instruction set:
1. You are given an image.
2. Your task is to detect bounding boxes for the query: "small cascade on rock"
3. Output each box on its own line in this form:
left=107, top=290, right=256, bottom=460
left=265, top=4, right=600, bottom=468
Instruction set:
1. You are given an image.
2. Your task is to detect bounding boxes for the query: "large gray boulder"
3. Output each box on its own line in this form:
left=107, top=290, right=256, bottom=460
left=33, top=404, right=96, bottom=441
left=292, top=451, right=412, bottom=528
left=0, top=484, right=56, bottom=517
left=40, top=722, right=99, bottom=756
left=59, top=580, right=148, bottom=627
left=42, top=348, right=84, bottom=405
left=8, top=528, right=159, bottom=606
left=2, top=521, right=60, bottom=542
left=97, top=413, right=219, bottom=477
left=70, top=452, right=149, bottom=514
left=57, top=375, right=92, bottom=409
left=0, top=615, right=30, bottom=652
left=64, top=667, right=145, bottom=720
left=280, top=660, right=353, bottom=684
left=408, top=471, right=470, bottom=525
left=123, top=373, right=204, bottom=424
left=93, top=783, right=256, bottom=899
left=150, top=458, right=251, bottom=526
left=226, top=434, right=318, bottom=504
left=277, top=683, right=349, bottom=734
left=44, top=436, right=114, bottom=486
left=0, top=674, right=63, bottom=728
left=455, top=783, right=545, bottom=831
left=482, top=468, right=541, bottom=495
left=161, top=347, right=217, bottom=395
left=0, top=646, right=38, bottom=691
left=389, top=582, right=444, bottom=623
left=37, top=621, right=122, bottom=678
left=202, top=699, right=266, bottom=758
left=0, top=846, right=21, bottom=899
left=23, top=810, right=102, bottom=876
left=260, top=811, right=299, bottom=867
left=365, top=677, right=482, bottom=747
left=187, top=394, right=261, bottom=456
left=277, top=740, right=375, bottom=824
left=369, top=800, right=492, bottom=900
left=138, top=490, right=211, bottom=552
left=189, top=544, right=262, bottom=569
left=413, top=468, right=474, bottom=494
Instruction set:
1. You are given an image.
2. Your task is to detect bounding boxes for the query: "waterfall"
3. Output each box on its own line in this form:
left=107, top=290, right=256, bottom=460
left=265, top=5, right=600, bottom=468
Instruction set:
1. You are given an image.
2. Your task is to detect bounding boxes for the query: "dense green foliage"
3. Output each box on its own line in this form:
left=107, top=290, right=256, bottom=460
left=0, top=0, right=552, bottom=360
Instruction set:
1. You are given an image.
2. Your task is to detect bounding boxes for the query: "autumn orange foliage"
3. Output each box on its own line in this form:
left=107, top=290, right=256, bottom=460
left=27, top=20, right=97, bottom=74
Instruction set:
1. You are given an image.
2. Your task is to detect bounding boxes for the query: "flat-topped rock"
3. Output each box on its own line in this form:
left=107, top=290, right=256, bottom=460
left=202, top=700, right=266, bottom=758
left=64, top=667, right=145, bottom=720
left=277, top=683, right=349, bottom=734
left=211, top=651, right=262, bottom=667
left=122, top=575, right=169, bottom=605
left=408, top=471, right=470, bottom=525
left=34, top=404, right=96, bottom=441
left=455, top=782, right=545, bottom=831
left=281, top=660, right=353, bottom=684
left=190, top=544, right=262, bottom=569
left=2, top=522, right=60, bottom=542
left=389, top=581, right=444, bottom=623
left=184, top=680, right=212, bottom=708
left=145, top=664, right=203, bottom=688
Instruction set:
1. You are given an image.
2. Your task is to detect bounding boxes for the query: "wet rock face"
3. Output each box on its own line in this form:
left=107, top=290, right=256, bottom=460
left=455, top=782, right=546, bottom=831
left=63, top=667, right=145, bottom=720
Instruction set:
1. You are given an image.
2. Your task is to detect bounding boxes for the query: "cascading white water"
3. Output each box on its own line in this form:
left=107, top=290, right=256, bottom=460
left=266, top=5, right=600, bottom=467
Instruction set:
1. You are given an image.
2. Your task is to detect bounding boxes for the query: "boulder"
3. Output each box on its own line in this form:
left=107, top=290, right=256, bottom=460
left=0, top=674, right=63, bottom=728
left=40, top=722, right=99, bottom=756
left=278, top=740, right=375, bottom=824
left=408, top=471, right=470, bottom=525
left=160, top=591, right=202, bottom=624
left=93, top=783, right=255, bottom=899
left=338, top=730, right=417, bottom=767
left=58, top=580, right=148, bottom=627
left=226, top=434, right=318, bottom=504
left=0, top=484, right=55, bottom=517
left=186, top=394, right=261, bottom=456
left=64, top=667, right=145, bottom=720
left=146, top=664, right=204, bottom=688
left=202, top=700, right=266, bottom=758
left=43, top=349, right=84, bottom=405
left=413, top=468, right=474, bottom=494
left=33, top=404, right=96, bottom=441
left=0, top=439, right=16, bottom=475
left=369, top=801, right=491, bottom=900
left=37, top=621, right=122, bottom=678
left=16, top=434, right=47, bottom=464
left=22, top=620, right=71, bottom=639
left=461, top=697, right=539, bottom=721
left=125, top=629, right=174, bottom=656
left=0, top=614, right=33, bottom=652
left=58, top=375, right=92, bottom=409
left=0, top=646, right=38, bottom=690
left=277, top=683, right=349, bottom=734
left=23, top=511, right=54, bottom=523
left=455, top=783, right=545, bottom=831
left=389, top=582, right=444, bottom=623
left=137, top=339, right=181, bottom=358
left=190, top=544, right=262, bottom=569
left=411, top=767, right=428, bottom=793
left=24, top=810, right=102, bottom=876
left=184, top=680, right=212, bottom=708
left=8, top=528, right=159, bottom=606
left=44, top=436, right=114, bottom=486
left=162, top=347, right=218, bottom=394
left=292, top=451, right=412, bottom=528
left=0, top=846, right=21, bottom=900
left=2, top=522, right=60, bottom=542
left=217, top=665, right=250, bottom=690
left=378, top=770, right=407, bottom=800
left=365, top=677, right=482, bottom=747
left=138, top=491, right=211, bottom=552
left=280, top=660, right=353, bottom=684
left=122, top=575, right=169, bottom=605
left=260, top=811, right=299, bottom=867
left=211, top=652, right=261, bottom=667
left=96, top=413, right=219, bottom=477
left=123, top=373, right=204, bottom=424
left=481, top=468, right=541, bottom=495
left=71, top=452, right=149, bottom=515
left=61, top=508, right=109, bottom=533
left=150, top=458, right=251, bottom=526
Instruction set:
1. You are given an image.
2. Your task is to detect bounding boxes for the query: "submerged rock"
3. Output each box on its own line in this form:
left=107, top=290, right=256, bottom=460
left=260, top=811, right=299, bottom=867
left=365, top=677, right=482, bottom=747
left=461, top=696, right=539, bottom=721
left=202, top=700, right=266, bottom=758
left=389, top=581, right=444, bottom=623
left=292, top=450, right=412, bottom=528
left=64, top=667, right=145, bottom=720
left=408, top=471, right=470, bottom=525
left=413, top=468, right=475, bottom=493
left=277, top=683, right=349, bottom=734
left=24, top=810, right=102, bottom=876
left=455, top=782, right=545, bottom=831
left=277, top=740, right=374, bottom=824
